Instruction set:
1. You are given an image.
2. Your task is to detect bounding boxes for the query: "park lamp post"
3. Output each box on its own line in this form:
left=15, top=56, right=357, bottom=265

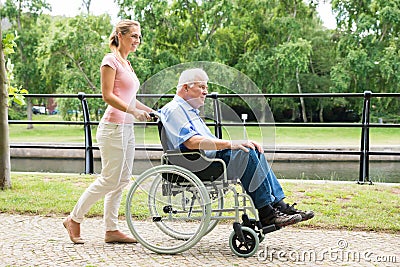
left=241, top=113, right=248, bottom=140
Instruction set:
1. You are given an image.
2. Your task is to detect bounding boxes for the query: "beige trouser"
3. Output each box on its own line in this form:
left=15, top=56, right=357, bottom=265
left=70, top=121, right=134, bottom=231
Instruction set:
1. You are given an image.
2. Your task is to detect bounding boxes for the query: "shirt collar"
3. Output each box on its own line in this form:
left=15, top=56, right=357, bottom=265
left=173, top=95, right=200, bottom=115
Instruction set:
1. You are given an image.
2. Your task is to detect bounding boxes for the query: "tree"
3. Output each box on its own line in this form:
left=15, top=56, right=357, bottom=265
left=0, top=23, right=11, bottom=190
left=233, top=0, right=327, bottom=122
left=36, top=14, right=112, bottom=120
left=0, top=23, right=24, bottom=189
left=82, top=0, right=92, bottom=14
left=331, top=0, right=400, bottom=117
left=117, top=0, right=233, bottom=76
left=116, top=0, right=333, bottom=121
left=0, top=0, right=51, bottom=128
left=269, top=39, right=312, bottom=122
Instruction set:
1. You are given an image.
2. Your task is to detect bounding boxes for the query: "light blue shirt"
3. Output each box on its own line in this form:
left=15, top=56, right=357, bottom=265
left=160, top=95, right=217, bottom=157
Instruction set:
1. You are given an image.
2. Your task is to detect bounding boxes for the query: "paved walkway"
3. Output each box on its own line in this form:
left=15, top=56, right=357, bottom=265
left=1, top=214, right=399, bottom=267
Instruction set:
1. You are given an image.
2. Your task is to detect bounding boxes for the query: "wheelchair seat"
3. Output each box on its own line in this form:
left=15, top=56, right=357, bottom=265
left=157, top=120, right=225, bottom=182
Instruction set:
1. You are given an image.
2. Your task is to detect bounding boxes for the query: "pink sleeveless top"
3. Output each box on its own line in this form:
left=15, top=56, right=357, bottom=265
left=100, top=53, right=140, bottom=124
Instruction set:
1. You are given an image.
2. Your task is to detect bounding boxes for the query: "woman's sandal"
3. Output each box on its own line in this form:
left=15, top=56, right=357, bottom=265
left=63, top=217, right=84, bottom=244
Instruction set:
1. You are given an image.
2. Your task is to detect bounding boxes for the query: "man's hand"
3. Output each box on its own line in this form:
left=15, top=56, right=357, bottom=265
left=230, top=140, right=264, bottom=153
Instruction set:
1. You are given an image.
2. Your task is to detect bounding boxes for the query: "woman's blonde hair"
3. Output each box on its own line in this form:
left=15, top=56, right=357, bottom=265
left=109, top=20, right=140, bottom=65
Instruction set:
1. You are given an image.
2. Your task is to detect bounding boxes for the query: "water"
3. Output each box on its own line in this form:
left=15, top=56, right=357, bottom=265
left=11, top=158, right=400, bottom=183
left=271, top=161, right=400, bottom=183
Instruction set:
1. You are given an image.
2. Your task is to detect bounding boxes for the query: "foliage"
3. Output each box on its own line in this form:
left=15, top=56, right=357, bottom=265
left=1, top=31, right=28, bottom=105
left=36, top=14, right=111, bottom=120
left=331, top=0, right=400, bottom=118
left=0, top=0, right=399, bottom=122
left=1, top=0, right=51, bottom=98
left=7, top=105, right=25, bottom=120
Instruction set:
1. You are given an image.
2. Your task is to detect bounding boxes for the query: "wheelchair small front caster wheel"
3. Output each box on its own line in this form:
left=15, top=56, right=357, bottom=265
left=229, top=226, right=259, bottom=257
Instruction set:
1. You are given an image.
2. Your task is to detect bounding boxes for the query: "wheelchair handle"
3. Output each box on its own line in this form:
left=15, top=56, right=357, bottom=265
left=149, top=111, right=161, bottom=118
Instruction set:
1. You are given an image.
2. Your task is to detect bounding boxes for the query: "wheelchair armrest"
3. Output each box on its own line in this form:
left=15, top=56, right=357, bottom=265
left=166, top=149, right=202, bottom=155
left=166, top=149, right=180, bottom=154
left=162, top=149, right=227, bottom=182
left=165, top=149, right=205, bottom=161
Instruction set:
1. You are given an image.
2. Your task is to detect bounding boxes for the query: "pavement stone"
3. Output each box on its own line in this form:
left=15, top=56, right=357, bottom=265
left=0, top=214, right=399, bottom=267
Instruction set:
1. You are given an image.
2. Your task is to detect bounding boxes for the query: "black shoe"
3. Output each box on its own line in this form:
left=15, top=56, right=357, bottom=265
left=261, top=208, right=302, bottom=228
left=276, top=202, right=314, bottom=221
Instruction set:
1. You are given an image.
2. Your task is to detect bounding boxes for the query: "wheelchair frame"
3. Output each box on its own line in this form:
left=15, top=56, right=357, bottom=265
left=125, top=120, right=278, bottom=257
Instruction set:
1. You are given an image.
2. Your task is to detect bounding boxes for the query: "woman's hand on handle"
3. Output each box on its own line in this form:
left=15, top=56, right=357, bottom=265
left=132, top=109, right=151, bottom=121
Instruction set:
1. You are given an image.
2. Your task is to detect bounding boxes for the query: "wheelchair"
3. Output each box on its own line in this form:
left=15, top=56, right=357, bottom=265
left=125, top=118, right=279, bottom=257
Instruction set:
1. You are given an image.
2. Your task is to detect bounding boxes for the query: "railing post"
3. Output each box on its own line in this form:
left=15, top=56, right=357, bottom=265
left=210, top=92, right=222, bottom=139
left=358, top=91, right=372, bottom=184
left=78, top=92, right=94, bottom=174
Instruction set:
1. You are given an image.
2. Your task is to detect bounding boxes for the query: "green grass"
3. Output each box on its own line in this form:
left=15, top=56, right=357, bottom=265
left=9, top=114, right=87, bottom=143
left=1, top=173, right=399, bottom=233
left=0, top=173, right=104, bottom=216
left=9, top=115, right=400, bottom=146
left=275, top=127, right=400, bottom=146
left=283, top=181, right=400, bottom=232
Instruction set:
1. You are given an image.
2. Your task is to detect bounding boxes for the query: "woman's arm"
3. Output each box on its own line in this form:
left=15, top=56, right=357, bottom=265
left=136, top=99, right=154, bottom=113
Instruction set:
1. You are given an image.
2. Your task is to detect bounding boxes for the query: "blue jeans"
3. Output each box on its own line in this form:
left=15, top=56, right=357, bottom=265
left=216, top=149, right=285, bottom=209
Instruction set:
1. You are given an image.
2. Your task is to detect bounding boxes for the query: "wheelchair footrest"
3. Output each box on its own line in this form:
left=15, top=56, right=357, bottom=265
left=262, top=224, right=278, bottom=234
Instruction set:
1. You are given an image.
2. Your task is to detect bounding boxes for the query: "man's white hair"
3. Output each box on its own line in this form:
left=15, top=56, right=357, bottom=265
left=177, top=68, right=209, bottom=91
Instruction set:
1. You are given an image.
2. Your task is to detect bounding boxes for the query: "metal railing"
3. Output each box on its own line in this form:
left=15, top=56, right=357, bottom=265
left=8, top=92, right=400, bottom=184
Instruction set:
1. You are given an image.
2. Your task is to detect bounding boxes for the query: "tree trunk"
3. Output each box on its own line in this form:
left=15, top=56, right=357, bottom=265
left=296, top=67, right=308, bottom=122
left=260, top=97, right=266, bottom=123
left=0, top=25, right=12, bottom=190
left=319, top=101, right=324, bottom=122
left=82, top=0, right=92, bottom=14
left=27, top=98, right=33, bottom=129
left=310, top=56, right=324, bottom=122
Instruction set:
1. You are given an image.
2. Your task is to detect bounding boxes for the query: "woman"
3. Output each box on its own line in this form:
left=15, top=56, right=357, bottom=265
left=63, top=20, right=153, bottom=244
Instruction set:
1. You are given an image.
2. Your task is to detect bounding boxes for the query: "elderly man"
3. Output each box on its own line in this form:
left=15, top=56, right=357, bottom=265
left=159, top=68, right=314, bottom=228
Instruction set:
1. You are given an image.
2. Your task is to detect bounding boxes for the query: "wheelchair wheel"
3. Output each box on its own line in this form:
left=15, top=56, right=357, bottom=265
left=229, top=226, right=259, bottom=258
left=146, top=171, right=208, bottom=240
left=126, top=165, right=211, bottom=254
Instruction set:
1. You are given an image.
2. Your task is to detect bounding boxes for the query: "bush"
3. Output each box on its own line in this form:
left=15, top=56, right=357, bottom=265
left=8, top=106, right=26, bottom=120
